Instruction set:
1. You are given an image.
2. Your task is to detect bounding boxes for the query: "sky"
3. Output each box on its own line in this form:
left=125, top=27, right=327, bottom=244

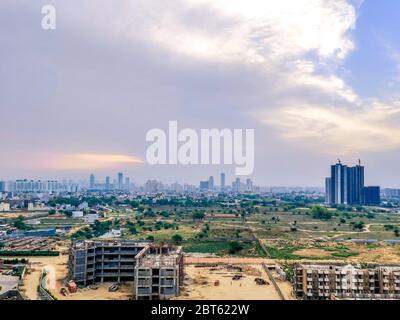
left=1, top=0, right=400, bottom=187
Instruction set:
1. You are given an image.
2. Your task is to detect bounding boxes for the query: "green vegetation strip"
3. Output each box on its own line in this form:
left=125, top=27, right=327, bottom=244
left=264, top=245, right=359, bottom=260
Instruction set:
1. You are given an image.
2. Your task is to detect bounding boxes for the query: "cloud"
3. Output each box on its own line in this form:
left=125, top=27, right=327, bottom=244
left=39, top=153, right=144, bottom=171
left=148, top=0, right=358, bottom=62
left=264, top=101, right=400, bottom=154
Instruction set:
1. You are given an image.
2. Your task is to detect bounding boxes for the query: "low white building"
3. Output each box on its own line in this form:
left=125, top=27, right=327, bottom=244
left=0, top=203, right=10, bottom=212
left=72, top=211, right=84, bottom=218
left=84, top=213, right=99, bottom=224
left=100, top=229, right=122, bottom=239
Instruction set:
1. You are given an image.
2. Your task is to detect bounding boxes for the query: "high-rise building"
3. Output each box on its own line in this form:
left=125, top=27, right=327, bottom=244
left=325, top=178, right=331, bottom=205
left=199, top=181, right=209, bottom=191
left=362, top=186, right=380, bottom=206
left=0, top=180, right=5, bottom=192
left=246, top=179, right=253, bottom=192
left=105, top=176, right=111, bottom=191
left=89, top=174, right=95, bottom=189
left=118, top=172, right=123, bottom=190
left=125, top=177, right=130, bottom=191
left=232, top=177, right=241, bottom=193
left=208, top=176, right=214, bottom=190
left=326, top=160, right=377, bottom=207
left=220, top=173, right=225, bottom=192
left=330, top=162, right=348, bottom=205
left=347, top=162, right=364, bottom=205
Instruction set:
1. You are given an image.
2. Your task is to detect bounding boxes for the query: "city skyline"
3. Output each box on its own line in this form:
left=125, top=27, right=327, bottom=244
left=1, top=1, right=400, bottom=187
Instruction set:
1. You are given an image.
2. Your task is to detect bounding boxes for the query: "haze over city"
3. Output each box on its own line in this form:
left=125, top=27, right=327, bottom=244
left=1, top=0, right=400, bottom=187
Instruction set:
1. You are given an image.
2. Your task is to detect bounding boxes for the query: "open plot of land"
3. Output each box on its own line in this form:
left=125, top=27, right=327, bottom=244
left=177, top=264, right=294, bottom=300
left=16, top=254, right=68, bottom=300
left=54, top=283, right=133, bottom=300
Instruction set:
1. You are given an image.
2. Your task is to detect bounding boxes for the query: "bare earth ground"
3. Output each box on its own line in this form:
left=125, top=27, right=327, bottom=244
left=185, top=257, right=275, bottom=265
left=293, top=248, right=334, bottom=258
left=0, top=212, right=46, bottom=219
left=54, top=283, right=133, bottom=300
left=347, top=244, right=400, bottom=264
left=176, top=265, right=294, bottom=300
left=18, top=254, right=68, bottom=300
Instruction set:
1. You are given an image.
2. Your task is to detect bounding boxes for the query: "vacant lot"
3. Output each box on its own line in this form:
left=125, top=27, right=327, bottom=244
left=178, top=265, right=294, bottom=300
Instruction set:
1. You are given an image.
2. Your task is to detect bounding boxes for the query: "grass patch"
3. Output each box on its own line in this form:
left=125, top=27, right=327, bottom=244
left=184, top=241, right=262, bottom=257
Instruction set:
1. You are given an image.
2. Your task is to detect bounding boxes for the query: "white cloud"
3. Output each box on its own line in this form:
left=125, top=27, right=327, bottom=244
left=264, top=102, right=400, bottom=154
left=147, top=0, right=358, bottom=62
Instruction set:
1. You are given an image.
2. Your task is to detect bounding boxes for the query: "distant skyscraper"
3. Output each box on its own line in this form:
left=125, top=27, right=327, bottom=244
left=118, top=172, right=123, bottom=190
left=105, top=176, right=110, bottom=191
left=0, top=180, right=5, bottom=192
left=330, top=162, right=348, bottom=205
left=220, top=173, right=225, bottom=192
left=125, top=177, right=130, bottom=191
left=208, top=176, right=214, bottom=190
left=325, top=177, right=331, bottom=205
left=200, top=181, right=209, bottom=191
left=327, top=160, right=376, bottom=207
left=347, top=162, right=364, bottom=205
left=233, top=177, right=241, bottom=193
left=246, top=179, right=253, bottom=192
left=89, top=174, right=95, bottom=189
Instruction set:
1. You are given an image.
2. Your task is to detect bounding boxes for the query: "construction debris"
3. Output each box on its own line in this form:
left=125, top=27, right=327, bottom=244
left=108, top=284, right=119, bottom=292
left=255, top=278, right=268, bottom=285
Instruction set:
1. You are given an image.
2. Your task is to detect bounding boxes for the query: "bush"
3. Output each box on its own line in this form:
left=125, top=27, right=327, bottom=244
left=171, top=234, right=183, bottom=244
left=311, top=206, right=332, bottom=220
left=229, top=241, right=244, bottom=254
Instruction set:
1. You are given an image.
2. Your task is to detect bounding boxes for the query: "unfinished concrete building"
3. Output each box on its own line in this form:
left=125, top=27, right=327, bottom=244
left=135, top=245, right=184, bottom=300
left=294, top=263, right=400, bottom=300
left=68, top=240, right=149, bottom=285
left=68, top=241, right=183, bottom=300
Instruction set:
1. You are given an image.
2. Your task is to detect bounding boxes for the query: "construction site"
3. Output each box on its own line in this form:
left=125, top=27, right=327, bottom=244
left=0, top=237, right=58, bottom=253
left=67, top=240, right=184, bottom=300
left=177, top=260, right=294, bottom=300
left=294, top=263, right=400, bottom=300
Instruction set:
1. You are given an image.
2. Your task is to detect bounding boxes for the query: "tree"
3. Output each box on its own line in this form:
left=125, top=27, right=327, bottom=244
left=171, top=234, right=183, bottom=244
left=192, top=211, right=205, bottom=221
left=353, top=221, right=365, bottom=231
left=48, top=209, right=56, bottom=215
left=311, top=206, right=332, bottom=220
left=146, top=235, right=155, bottom=242
left=13, top=216, right=30, bottom=230
left=229, top=242, right=244, bottom=254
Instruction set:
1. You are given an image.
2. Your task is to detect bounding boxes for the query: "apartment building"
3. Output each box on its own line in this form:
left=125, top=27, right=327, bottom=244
left=68, top=241, right=184, bottom=300
left=135, top=244, right=184, bottom=300
left=294, top=263, right=400, bottom=300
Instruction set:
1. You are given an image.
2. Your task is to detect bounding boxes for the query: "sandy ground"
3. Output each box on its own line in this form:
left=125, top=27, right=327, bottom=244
left=293, top=248, right=332, bottom=258
left=177, top=265, right=295, bottom=300
left=0, top=212, right=47, bottom=219
left=185, top=257, right=275, bottom=265
left=17, top=254, right=68, bottom=300
left=348, top=244, right=400, bottom=264
left=55, top=283, right=133, bottom=300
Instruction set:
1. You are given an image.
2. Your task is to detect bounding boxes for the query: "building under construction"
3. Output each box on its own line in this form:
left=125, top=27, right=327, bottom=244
left=135, top=244, right=184, bottom=300
left=294, top=263, right=400, bottom=300
left=68, top=240, right=184, bottom=300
